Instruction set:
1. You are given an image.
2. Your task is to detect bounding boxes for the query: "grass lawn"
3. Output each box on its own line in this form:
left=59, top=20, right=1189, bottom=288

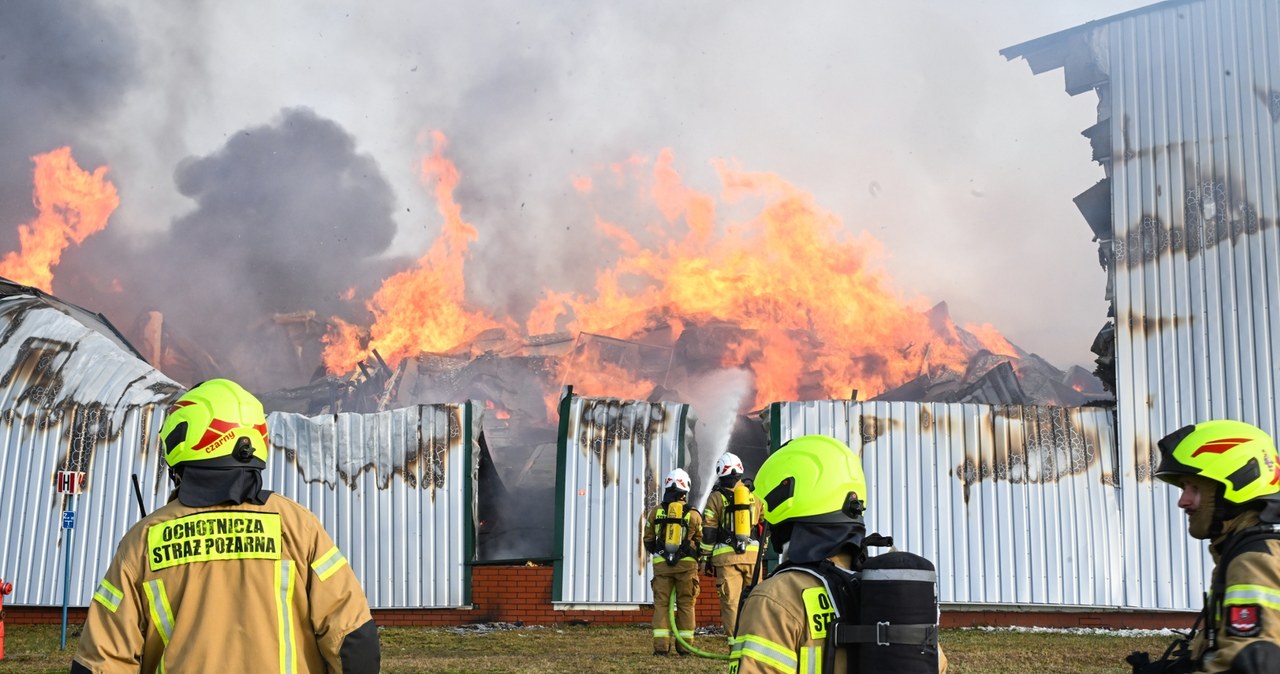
left=1, top=622, right=1179, bottom=673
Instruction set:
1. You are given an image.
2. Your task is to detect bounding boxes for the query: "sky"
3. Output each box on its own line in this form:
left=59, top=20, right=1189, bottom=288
left=0, top=1, right=1154, bottom=381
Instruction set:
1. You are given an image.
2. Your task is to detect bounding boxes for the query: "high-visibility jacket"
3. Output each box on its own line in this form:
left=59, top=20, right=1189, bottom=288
left=1191, top=510, right=1280, bottom=673
left=701, top=483, right=764, bottom=566
left=730, top=555, right=947, bottom=674
left=72, top=493, right=378, bottom=673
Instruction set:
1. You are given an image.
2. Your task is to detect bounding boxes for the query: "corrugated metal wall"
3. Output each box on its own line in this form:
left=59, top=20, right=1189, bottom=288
left=0, top=297, right=179, bottom=606
left=768, top=400, right=1125, bottom=608
left=0, top=292, right=479, bottom=609
left=266, top=404, right=477, bottom=609
left=553, top=391, right=690, bottom=606
left=1106, top=0, right=1280, bottom=611
left=1001, top=0, right=1280, bottom=612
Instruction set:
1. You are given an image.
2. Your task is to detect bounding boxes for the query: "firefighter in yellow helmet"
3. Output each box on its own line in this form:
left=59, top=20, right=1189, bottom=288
left=642, top=467, right=703, bottom=656
left=72, top=379, right=379, bottom=674
left=700, top=451, right=764, bottom=642
left=730, top=435, right=947, bottom=674
left=1136, top=419, right=1280, bottom=673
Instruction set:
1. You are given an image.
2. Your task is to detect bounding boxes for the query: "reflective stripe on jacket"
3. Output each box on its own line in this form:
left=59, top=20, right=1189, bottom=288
left=1193, top=511, right=1280, bottom=673
left=73, top=493, right=375, bottom=673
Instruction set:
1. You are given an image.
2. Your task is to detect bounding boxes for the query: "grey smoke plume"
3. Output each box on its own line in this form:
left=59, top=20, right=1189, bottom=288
left=60, top=108, right=411, bottom=390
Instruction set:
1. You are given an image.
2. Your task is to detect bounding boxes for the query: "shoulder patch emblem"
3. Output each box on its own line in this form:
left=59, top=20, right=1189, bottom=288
left=1226, top=604, right=1262, bottom=637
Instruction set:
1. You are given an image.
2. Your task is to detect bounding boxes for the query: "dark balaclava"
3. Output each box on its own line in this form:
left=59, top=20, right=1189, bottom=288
left=771, top=513, right=867, bottom=564
left=170, top=437, right=271, bottom=507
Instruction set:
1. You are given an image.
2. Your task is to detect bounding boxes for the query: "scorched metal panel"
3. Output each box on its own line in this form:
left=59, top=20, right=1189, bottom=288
left=553, top=391, right=690, bottom=606
left=266, top=403, right=478, bottom=609
left=1105, top=0, right=1280, bottom=613
left=1006, top=0, right=1280, bottom=611
left=769, top=400, right=1124, bottom=608
left=0, top=294, right=179, bottom=606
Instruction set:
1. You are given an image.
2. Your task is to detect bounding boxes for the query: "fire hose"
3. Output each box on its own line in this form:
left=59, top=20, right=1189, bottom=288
left=668, top=590, right=732, bottom=660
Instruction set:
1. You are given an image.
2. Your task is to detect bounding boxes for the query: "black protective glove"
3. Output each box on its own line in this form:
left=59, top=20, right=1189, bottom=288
left=1125, top=650, right=1195, bottom=674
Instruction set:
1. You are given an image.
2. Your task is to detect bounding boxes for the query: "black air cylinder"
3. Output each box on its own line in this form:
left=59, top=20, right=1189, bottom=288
left=855, top=551, right=939, bottom=673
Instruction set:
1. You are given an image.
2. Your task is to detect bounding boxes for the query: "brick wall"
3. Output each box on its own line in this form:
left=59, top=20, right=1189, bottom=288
left=375, top=565, right=723, bottom=627
left=3, top=564, right=1197, bottom=630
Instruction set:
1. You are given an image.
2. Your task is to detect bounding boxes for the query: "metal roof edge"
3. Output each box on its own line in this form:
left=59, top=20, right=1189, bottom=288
left=0, top=276, right=149, bottom=364
left=999, top=0, right=1202, bottom=65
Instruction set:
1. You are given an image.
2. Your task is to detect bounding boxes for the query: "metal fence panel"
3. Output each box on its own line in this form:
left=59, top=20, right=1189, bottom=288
left=770, top=400, right=1123, bottom=608
left=553, top=392, right=690, bottom=605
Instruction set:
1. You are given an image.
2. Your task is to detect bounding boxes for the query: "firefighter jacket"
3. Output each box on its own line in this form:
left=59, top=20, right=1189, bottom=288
left=644, top=502, right=704, bottom=570
left=72, top=493, right=379, bottom=674
left=730, top=554, right=947, bottom=674
left=1190, top=510, right=1280, bottom=673
left=700, top=483, right=764, bottom=567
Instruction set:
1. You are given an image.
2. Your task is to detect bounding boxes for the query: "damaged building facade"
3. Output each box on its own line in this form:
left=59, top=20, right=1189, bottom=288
left=1002, top=0, right=1280, bottom=611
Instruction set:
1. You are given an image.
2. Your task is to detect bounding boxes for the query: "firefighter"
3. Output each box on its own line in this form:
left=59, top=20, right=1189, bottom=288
left=643, top=467, right=703, bottom=656
left=730, top=435, right=947, bottom=674
left=1141, top=419, right=1280, bottom=673
left=72, top=379, right=379, bottom=673
left=700, top=451, right=764, bottom=642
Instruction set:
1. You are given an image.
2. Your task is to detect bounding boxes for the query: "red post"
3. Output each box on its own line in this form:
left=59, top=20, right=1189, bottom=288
left=0, top=577, right=12, bottom=660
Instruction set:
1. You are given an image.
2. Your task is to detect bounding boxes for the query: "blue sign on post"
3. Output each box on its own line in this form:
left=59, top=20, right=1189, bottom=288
left=62, top=510, right=75, bottom=529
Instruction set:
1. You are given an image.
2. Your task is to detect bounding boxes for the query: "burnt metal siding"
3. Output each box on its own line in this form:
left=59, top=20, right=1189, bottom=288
left=266, top=403, right=478, bottom=609
left=1008, top=0, right=1280, bottom=611
left=770, top=400, right=1124, bottom=608
left=0, top=297, right=478, bottom=609
left=1105, top=0, right=1280, bottom=612
left=553, top=393, right=689, bottom=605
left=0, top=298, right=178, bottom=606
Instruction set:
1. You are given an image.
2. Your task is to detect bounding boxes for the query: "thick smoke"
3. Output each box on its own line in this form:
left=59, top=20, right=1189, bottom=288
left=0, top=0, right=136, bottom=253
left=62, top=108, right=411, bottom=391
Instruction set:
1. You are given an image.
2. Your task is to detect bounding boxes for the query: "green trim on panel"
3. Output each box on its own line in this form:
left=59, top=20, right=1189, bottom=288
left=462, top=401, right=474, bottom=606
left=676, top=403, right=689, bottom=466
left=764, top=402, right=784, bottom=575
left=769, top=402, right=783, bottom=452
left=551, top=386, right=574, bottom=602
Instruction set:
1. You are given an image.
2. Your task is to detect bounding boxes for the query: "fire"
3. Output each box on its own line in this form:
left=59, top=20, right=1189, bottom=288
left=528, top=149, right=980, bottom=407
left=323, top=132, right=513, bottom=373
left=966, top=322, right=1019, bottom=358
left=0, top=147, right=118, bottom=292
left=325, top=140, right=1019, bottom=412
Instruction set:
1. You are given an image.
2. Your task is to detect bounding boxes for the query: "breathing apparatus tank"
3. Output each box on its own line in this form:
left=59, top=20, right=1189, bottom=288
left=662, top=500, right=686, bottom=565
left=835, top=550, right=940, bottom=673
left=731, top=482, right=753, bottom=553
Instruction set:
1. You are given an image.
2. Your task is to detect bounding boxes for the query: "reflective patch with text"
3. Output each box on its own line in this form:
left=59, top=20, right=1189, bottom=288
left=147, top=511, right=282, bottom=571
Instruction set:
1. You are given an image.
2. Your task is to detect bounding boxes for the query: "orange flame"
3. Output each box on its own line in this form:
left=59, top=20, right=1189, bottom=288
left=322, top=132, right=506, bottom=372
left=327, top=143, right=1019, bottom=413
left=529, top=149, right=985, bottom=407
left=966, top=322, right=1019, bottom=358
left=0, top=147, right=118, bottom=292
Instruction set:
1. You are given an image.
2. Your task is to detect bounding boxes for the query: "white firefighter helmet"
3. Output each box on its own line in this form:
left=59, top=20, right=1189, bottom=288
left=715, top=452, right=745, bottom=478
left=663, top=468, right=692, bottom=494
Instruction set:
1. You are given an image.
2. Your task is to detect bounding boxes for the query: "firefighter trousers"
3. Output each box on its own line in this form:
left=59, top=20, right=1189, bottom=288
left=651, top=563, right=700, bottom=654
left=716, top=561, right=753, bottom=640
